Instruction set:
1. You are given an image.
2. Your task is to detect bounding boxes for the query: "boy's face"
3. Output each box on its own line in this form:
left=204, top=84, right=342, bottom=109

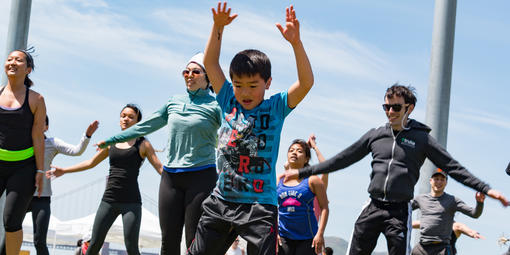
left=232, top=73, right=271, bottom=110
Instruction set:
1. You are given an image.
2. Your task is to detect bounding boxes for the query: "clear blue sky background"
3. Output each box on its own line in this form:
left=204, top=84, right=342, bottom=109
left=1, top=0, right=509, bottom=253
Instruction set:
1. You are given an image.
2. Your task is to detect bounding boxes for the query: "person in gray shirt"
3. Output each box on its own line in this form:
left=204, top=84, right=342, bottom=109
left=411, top=168, right=485, bottom=255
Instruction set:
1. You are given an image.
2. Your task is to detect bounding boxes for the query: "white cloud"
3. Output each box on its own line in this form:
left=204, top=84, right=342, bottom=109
left=152, top=6, right=401, bottom=83
left=29, top=0, right=186, bottom=73
left=456, top=108, right=510, bottom=130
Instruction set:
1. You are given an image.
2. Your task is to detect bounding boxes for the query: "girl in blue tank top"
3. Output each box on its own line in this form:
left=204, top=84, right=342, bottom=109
left=277, top=138, right=329, bottom=255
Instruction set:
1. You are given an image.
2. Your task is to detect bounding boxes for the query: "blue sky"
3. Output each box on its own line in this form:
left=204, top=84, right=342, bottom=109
left=2, top=0, right=509, bottom=253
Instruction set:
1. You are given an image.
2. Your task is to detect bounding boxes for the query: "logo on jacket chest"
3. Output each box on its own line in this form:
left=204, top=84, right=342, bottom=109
left=400, top=138, right=416, bottom=148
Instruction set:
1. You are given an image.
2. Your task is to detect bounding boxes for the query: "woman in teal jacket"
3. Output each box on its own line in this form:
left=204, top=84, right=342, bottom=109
left=97, top=53, right=221, bottom=254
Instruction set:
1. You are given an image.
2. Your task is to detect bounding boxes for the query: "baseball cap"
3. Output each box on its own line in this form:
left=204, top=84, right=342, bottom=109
left=82, top=232, right=92, bottom=242
left=431, top=168, right=447, bottom=178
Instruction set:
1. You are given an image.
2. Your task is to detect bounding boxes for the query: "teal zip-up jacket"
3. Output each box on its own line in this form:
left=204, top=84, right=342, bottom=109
left=103, top=88, right=221, bottom=170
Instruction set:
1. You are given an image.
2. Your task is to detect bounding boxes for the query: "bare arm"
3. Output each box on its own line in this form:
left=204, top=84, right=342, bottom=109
left=276, top=5, right=314, bottom=108
left=47, top=148, right=109, bottom=178
left=453, top=222, right=484, bottom=239
left=204, top=2, right=238, bottom=94
left=140, top=139, right=163, bottom=175
left=309, top=176, right=329, bottom=255
left=308, top=134, right=328, bottom=189
left=30, top=91, right=46, bottom=197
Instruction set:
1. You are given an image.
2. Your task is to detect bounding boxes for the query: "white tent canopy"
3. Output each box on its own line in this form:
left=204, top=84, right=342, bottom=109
left=23, top=207, right=161, bottom=248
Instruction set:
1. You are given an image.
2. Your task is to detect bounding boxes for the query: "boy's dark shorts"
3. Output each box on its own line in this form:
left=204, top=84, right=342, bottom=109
left=188, top=195, right=278, bottom=255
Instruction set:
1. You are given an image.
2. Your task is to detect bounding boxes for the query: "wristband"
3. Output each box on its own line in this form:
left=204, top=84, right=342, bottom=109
left=86, top=134, right=92, bottom=138
left=37, top=170, right=45, bottom=174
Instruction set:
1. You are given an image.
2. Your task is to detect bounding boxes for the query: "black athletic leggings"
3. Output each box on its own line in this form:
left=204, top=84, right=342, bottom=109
left=0, top=159, right=36, bottom=255
left=278, top=237, right=316, bottom=255
left=0, top=159, right=36, bottom=232
left=158, top=167, right=217, bottom=255
left=28, top=196, right=51, bottom=255
left=85, top=201, right=141, bottom=255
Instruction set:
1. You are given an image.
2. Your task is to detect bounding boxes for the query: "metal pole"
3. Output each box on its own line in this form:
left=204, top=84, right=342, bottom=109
left=0, top=0, right=33, bottom=244
left=1, top=0, right=32, bottom=85
left=415, top=0, right=457, bottom=241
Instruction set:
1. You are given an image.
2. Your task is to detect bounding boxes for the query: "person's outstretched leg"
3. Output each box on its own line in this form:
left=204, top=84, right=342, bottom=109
left=187, top=195, right=234, bottom=255
left=383, top=203, right=411, bottom=255
left=86, top=201, right=119, bottom=255
left=121, top=203, right=141, bottom=255
left=348, top=201, right=384, bottom=255
left=3, top=162, right=35, bottom=255
left=159, top=171, right=185, bottom=255
left=31, top=197, right=51, bottom=255
left=183, top=168, right=217, bottom=248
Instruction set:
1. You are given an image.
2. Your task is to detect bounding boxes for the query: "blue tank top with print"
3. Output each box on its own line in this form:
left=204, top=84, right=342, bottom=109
left=277, top=177, right=318, bottom=240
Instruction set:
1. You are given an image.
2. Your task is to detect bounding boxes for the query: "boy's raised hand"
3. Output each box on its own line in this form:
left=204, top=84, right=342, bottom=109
left=212, top=2, right=237, bottom=27
left=276, top=5, right=301, bottom=45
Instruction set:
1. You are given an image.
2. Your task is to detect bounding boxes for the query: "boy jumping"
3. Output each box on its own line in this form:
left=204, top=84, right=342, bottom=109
left=188, top=2, right=314, bottom=255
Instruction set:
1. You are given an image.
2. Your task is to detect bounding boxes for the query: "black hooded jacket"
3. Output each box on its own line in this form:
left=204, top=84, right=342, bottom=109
left=299, top=119, right=491, bottom=202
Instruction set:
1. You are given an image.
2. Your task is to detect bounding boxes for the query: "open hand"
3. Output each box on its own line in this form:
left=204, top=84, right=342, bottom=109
left=95, top=140, right=107, bottom=150
left=487, top=189, right=509, bottom=207
left=212, top=2, right=238, bottom=27
left=47, top=166, right=65, bottom=178
left=86, top=120, right=99, bottom=137
left=307, top=133, right=317, bottom=149
left=276, top=5, right=301, bottom=45
left=312, top=233, right=324, bottom=255
left=283, top=169, right=299, bottom=181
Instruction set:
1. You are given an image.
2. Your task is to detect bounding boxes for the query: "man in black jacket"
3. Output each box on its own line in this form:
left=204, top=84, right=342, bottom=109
left=284, top=84, right=508, bottom=255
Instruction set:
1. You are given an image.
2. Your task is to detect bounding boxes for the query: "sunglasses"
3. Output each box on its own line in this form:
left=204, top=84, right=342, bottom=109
left=182, top=69, right=203, bottom=76
left=382, top=103, right=407, bottom=112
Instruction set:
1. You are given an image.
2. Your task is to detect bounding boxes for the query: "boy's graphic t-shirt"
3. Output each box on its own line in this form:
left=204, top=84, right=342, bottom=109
left=213, top=80, right=293, bottom=206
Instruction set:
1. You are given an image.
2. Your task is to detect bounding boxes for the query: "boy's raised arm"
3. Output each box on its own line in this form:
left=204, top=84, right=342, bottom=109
left=204, top=1, right=238, bottom=94
left=276, top=5, right=314, bottom=109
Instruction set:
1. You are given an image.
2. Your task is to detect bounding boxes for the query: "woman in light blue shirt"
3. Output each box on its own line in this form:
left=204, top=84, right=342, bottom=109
left=97, top=53, right=221, bottom=254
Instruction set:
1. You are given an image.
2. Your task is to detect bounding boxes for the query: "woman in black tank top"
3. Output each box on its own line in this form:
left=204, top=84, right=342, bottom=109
left=0, top=50, right=46, bottom=255
left=48, top=104, right=162, bottom=255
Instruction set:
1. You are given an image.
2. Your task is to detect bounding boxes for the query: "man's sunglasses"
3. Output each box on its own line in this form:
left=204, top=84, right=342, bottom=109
left=182, top=69, right=203, bottom=76
left=382, top=103, right=407, bottom=112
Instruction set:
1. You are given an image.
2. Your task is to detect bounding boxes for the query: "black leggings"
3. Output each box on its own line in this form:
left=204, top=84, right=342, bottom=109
left=0, top=159, right=36, bottom=232
left=85, top=201, right=141, bottom=255
left=278, top=237, right=316, bottom=255
left=28, top=197, right=51, bottom=255
left=158, top=167, right=217, bottom=255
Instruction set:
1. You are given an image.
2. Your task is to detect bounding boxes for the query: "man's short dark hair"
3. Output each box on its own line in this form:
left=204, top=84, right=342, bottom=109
left=385, top=83, right=417, bottom=106
left=229, top=49, right=271, bottom=82
left=324, top=247, right=333, bottom=255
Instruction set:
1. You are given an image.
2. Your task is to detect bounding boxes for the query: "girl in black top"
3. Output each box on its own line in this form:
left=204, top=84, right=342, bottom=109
left=48, top=104, right=162, bottom=255
left=0, top=50, right=46, bottom=255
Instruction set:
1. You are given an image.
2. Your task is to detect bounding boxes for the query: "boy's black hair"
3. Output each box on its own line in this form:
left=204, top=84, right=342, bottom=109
left=384, top=83, right=417, bottom=106
left=229, top=49, right=271, bottom=82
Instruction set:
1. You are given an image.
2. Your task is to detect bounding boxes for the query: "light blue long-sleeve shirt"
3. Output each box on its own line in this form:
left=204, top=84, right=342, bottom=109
left=104, top=88, right=221, bottom=171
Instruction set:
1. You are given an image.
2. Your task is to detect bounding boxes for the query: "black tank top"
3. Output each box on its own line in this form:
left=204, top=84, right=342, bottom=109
left=0, top=86, right=33, bottom=151
left=102, top=137, right=145, bottom=204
